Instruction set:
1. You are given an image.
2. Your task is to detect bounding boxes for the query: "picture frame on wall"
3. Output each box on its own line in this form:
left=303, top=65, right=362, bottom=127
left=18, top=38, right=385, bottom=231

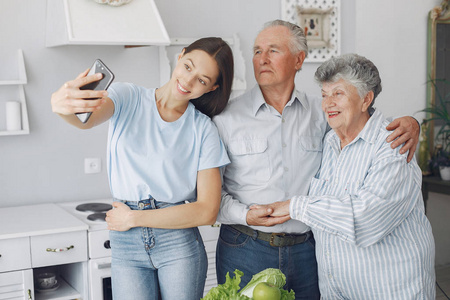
left=281, top=0, right=340, bottom=62
left=297, top=7, right=333, bottom=48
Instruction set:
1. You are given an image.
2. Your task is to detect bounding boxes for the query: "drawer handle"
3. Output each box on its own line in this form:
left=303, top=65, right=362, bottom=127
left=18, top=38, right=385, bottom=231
left=46, top=245, right=74, bottom=252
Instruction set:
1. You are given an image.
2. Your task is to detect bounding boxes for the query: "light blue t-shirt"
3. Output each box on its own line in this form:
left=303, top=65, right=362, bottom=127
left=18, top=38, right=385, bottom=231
left=106, top=82, right=230, bottom=203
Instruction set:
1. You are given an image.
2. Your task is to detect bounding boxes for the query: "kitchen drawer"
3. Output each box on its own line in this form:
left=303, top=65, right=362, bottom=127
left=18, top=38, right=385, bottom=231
left=0, top=237, right=31, bottom=272
left=31, top=231, right=87, bottom=268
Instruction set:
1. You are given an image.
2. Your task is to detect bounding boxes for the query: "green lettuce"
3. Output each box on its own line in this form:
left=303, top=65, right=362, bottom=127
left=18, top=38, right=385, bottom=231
left=239, top=268, right=290, bottom=298
left=201, top=269, right=250, bottom=300
left=202, top=268, right=295, bottom=300
left=280, top=288, right=296, bottom=300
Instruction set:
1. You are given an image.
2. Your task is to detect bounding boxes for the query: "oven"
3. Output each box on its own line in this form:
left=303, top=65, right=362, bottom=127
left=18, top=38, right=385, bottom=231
left=58, top=199, right=113, bottom=300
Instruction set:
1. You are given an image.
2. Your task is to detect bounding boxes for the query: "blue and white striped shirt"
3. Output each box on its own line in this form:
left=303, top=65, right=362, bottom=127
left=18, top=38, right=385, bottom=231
left=290, top=109, right=435, bottom=299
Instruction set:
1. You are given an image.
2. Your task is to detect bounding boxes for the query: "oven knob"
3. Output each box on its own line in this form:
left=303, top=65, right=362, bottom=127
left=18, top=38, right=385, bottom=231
left=104, top=240, right=111, bottom=249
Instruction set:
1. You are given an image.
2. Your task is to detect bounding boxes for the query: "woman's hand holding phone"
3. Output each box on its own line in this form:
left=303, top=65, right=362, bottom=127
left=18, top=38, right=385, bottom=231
left=51, top=59, right=114, bottom=124
left=51, top=69, right=108, bottom=116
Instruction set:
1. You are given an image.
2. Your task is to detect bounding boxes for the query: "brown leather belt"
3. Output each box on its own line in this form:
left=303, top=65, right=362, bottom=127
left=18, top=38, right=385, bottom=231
left=229, top=224, right=311, bottom=247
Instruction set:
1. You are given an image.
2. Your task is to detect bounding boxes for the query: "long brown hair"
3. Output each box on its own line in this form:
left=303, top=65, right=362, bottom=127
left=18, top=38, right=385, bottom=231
left=184, top=37, right=234, bottom=118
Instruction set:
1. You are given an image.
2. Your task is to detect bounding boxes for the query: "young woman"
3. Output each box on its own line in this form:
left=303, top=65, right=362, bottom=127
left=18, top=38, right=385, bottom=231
left=51, top=37, right=234, bottom=300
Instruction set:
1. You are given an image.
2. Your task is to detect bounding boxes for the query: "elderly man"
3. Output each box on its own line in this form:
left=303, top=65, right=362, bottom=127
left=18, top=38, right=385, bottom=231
left=212, top=19, right=420, bottom=299
left=258, top=53, right=435, bottom=299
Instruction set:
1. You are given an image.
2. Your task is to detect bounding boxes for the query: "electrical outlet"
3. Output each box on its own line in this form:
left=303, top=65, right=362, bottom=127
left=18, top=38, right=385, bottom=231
left=84, top=158, right=101, bottom=174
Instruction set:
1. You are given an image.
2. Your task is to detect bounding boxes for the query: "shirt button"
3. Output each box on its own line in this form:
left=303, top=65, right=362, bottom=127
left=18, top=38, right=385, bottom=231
left=329, top=274, right=333, bottom=279
left=284, top=167, right=289, bottom=172
left=282, top=118, right=286, bottom=123
left=282, top=143, right=287, bottom=148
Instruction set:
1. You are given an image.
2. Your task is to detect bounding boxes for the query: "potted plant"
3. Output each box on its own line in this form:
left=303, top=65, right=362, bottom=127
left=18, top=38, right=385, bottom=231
left=418, top=78, right=450, bottom=179
left=430, top=144, right=450, bottom=180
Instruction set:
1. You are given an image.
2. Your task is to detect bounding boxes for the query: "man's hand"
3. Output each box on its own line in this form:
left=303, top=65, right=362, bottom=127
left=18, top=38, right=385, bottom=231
left=246, top=204, right=290, bottom=226
left=386, top=116, right=420, bottom=162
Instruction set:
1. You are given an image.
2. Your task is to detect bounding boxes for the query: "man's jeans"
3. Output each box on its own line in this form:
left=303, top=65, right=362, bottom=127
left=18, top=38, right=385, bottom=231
left=216, top=224, right=320, bottom=300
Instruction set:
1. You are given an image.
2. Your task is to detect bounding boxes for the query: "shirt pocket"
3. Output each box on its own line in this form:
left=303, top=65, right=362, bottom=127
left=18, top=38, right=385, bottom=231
left=298, top=135, right=323, bottom=152
left=344, top=180, right=362, bottom=196
left=309, top=177, right=329, bottom=196
left=226, top=138, right=271, bottom=189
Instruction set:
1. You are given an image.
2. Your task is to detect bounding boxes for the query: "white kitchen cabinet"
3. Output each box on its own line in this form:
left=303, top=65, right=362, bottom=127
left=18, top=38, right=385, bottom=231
left=45, top=0, right=169, bottom=47
left=0, top=204, right=89, bottom=300
left=0, top=237, right=31, bottom=273
left=0, top=269, right=33, bottom=300
left=0, top=49, right=30, bottom=136
left=199, top=224, right=221, bottom=296
left=31, top=231, right=87, bottom=268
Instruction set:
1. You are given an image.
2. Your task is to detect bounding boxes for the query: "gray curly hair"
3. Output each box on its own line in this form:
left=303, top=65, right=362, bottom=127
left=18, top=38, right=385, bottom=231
left=314, top=53, right=382, bottom=108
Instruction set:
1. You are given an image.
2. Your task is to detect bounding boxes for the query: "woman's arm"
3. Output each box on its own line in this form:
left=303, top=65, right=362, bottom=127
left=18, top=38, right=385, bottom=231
left=288, top=154, right=421, bottom=248
left=105, top=167, right=222, bottom=231
left=51, top=69, right=114, bottom=129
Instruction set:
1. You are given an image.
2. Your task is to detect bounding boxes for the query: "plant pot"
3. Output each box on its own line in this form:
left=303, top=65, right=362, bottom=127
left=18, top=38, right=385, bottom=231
left=439, top=166, right=450, bottom=180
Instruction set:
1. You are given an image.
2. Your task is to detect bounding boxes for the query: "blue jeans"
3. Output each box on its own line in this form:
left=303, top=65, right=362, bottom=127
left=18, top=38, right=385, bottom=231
left=216, top=225, right=319, bottom=300
left=110, top=199, right=207, bottom=300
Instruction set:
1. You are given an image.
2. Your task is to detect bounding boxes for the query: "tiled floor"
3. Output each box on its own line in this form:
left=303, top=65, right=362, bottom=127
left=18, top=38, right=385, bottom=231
left=436, top=265, right=450, bottom=300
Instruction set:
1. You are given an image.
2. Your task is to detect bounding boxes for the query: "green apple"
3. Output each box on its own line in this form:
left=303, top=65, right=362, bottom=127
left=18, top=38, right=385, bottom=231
left=252, top=282, right=281, bottom=300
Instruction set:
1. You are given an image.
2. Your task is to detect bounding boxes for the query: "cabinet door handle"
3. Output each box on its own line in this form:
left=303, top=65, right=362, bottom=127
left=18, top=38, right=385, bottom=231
left=28, top=289, right=32, bottom=299
left=46, top=245, right=74, bottom=252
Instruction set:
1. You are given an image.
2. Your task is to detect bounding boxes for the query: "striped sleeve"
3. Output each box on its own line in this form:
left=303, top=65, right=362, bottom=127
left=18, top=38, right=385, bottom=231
left=290, top=153, right=421, bottom=248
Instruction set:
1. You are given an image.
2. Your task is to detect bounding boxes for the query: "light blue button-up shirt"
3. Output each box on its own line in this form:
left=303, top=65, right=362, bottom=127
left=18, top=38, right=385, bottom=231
left=213, top=85, right=327, bottom=234
left=290, top=109, right=435, bottom=299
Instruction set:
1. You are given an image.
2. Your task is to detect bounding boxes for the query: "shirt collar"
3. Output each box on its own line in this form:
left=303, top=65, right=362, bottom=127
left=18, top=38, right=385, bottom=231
left=358, top=108, right=384, bottom=144
left=251, top=84, right=310, bottom=116
left=326, top=108, right=384, bottom=147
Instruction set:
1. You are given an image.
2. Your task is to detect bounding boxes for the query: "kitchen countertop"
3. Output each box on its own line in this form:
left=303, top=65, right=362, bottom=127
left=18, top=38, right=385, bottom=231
left=0, top=203, right=88, bottom=240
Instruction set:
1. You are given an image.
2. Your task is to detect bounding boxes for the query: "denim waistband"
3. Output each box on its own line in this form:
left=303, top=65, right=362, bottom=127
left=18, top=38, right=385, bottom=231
left=113, top=197, right=184, bottom=210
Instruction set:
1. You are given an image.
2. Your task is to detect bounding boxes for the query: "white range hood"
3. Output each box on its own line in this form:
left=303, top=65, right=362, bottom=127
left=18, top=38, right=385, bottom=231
left=46, top=0, right=170, bottom=47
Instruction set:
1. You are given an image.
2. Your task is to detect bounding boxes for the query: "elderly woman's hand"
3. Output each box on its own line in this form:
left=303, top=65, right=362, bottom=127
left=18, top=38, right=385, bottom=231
left=385, top=116, right=420, bottom=163
left=105, top=201, right=134, bottom=231
left=247, top=201, right=291, bottom=227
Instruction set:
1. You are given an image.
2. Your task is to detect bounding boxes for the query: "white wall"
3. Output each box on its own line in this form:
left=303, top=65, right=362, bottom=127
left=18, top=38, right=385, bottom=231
left=355, top=0, right=436, bottom=120
left=0, top=0, right=448, bottom=264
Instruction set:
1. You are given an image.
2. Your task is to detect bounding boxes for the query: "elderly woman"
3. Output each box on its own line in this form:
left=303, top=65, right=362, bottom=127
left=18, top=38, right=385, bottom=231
left=259, top=54, right=435, bottom=299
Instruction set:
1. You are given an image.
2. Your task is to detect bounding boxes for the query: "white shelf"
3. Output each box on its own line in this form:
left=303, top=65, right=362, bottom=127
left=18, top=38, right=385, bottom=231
left=0, top=49, right=29, bottom=136
left=35, top=276, right=81, bottom=300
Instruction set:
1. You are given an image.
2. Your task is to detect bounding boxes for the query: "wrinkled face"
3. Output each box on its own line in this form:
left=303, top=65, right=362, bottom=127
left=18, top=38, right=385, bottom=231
left=252, top=26, right=304, bottom=89
left=321, top=79, right=372, bottom=134
left=171, top=49, right=219, bottom=100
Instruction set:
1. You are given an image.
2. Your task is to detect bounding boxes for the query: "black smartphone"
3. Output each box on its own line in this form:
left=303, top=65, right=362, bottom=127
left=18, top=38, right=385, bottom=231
left=76, top=59, right=115, bottom=123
